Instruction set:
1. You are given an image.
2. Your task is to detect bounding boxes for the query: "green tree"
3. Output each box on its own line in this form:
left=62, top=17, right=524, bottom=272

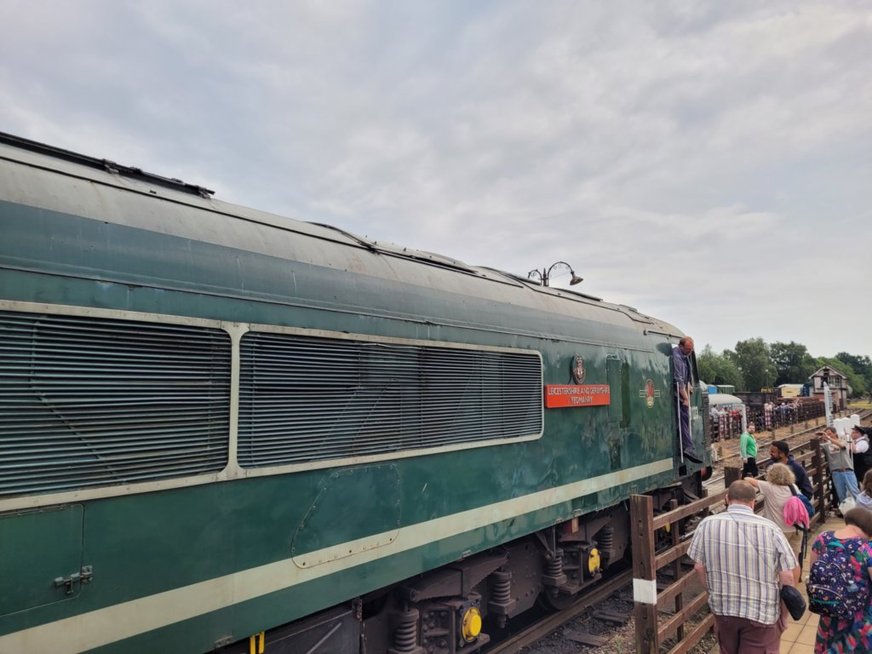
left=731, top=338, right=776, bottom=392
left=770, top=341, right=817, bottom=386
left=698, top=345, right=743, bottom=388
left=835, top=352, right=872, bottom=392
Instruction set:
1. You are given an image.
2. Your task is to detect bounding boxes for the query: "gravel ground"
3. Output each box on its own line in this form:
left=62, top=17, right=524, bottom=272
left=520, top=595, right=637, bottom=654
left=519, top=586, right=720, bottom=654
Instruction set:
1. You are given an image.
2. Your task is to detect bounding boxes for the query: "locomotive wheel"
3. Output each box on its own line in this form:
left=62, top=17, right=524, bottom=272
left=537, top=589, right=576, bottom=611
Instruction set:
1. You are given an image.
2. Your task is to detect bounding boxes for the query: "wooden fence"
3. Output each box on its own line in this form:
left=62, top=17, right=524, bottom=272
left=631, top=437, right=829, bottom=654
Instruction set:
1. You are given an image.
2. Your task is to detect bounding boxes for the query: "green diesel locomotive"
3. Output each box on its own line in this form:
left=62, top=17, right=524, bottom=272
left=0, top=133, right=708, bottom=653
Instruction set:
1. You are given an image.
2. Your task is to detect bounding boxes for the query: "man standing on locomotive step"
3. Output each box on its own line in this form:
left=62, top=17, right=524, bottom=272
left=673, top=336, right=701, bottom=463
left=689, top=480, right=799, bottom=654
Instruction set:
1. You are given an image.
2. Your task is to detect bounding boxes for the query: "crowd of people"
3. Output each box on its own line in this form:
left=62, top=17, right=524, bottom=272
left=689, top=423, right=872, bottom=653
left=710, top=400, right=828, bottom=441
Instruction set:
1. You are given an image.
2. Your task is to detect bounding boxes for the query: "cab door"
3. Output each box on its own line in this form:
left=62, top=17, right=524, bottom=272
left=606, top=353, right=630, bottom=470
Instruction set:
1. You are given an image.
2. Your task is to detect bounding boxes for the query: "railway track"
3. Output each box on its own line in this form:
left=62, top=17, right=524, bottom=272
left=489, top=409, right=871, bottom=653
left=703, top=409, right=872, bottom=491
left=485, top=569, right=634, bottom=653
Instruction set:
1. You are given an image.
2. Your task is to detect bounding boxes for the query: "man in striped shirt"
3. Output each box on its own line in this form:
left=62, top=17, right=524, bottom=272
left=688, top=480, right=800, bottom=654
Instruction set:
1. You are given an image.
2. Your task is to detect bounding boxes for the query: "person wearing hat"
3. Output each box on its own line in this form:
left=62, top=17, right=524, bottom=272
left=850, top=425, right=872, bottom=485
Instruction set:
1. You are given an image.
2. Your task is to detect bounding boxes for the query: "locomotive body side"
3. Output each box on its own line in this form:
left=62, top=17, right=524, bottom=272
left=0, top=136, right=705, bottom=653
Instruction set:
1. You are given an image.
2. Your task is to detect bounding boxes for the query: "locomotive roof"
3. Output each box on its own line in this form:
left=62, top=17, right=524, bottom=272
left=0, top=131, right=683, bottom=341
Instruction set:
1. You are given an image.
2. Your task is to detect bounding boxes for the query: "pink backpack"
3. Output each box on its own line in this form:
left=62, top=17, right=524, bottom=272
left=783, top=493, right=810, bottom=529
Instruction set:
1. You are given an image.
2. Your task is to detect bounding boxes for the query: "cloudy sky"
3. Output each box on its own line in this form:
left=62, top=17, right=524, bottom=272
left=1, top=1, right=870, bottom=358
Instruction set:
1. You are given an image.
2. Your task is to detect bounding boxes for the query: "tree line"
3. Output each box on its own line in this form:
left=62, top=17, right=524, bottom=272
left=697, top=338, right=872, bottom=396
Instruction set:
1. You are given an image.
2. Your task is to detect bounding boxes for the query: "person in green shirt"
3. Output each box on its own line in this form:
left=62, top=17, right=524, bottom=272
left=740, top=422, right=758, bottom=477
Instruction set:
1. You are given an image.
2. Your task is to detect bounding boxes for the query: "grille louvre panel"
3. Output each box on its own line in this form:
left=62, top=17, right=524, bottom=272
left=238, top=333, right=542, bottom=467
left=0, top=311, right=231, bottom=495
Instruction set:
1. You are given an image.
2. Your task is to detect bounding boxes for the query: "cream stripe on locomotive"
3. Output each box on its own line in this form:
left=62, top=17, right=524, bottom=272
left=0, top=458, right=673, bottom=653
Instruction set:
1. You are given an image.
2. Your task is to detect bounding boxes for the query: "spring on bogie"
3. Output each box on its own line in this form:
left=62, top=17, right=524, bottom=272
left=546, top=549, right=564, bottom=577
left=491, top=570, right=512, bottom=603
left=392, top=608, right=419, bottom=652
left=598, top=527, right=614, bottom=552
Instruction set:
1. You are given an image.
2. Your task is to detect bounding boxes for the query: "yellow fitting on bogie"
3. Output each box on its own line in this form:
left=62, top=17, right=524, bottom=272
left=588, top=547, right=601, bottom=576
left=461, top=606, right=482, bottom=642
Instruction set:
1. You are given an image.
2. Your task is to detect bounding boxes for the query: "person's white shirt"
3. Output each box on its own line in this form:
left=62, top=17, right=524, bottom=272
left=853, top=436, right=870, bottom=454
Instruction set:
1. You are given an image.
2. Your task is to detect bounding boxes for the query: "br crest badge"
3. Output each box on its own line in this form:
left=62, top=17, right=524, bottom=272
left=639, top=379, right=660, bottom=408
left=571, top=356, right=585, bottom=384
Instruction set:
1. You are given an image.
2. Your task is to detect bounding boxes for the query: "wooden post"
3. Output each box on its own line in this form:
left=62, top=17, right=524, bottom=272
left=812, top=437, right=827, bottom=522
left=668, top=498, right=684, bottom=643
left=631, top=494, right=658, bottom=654
left=724, top=465, right=741, bottom=487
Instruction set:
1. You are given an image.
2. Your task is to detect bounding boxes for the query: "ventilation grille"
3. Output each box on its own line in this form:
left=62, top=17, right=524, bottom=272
left=238, top=333, right=542, bottom=467
left=0, top=311, right=231, bottom=496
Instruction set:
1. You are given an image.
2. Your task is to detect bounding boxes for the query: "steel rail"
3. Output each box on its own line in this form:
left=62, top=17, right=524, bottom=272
left=485, top=569, right=633, bottom=653
left=704, top=408, right=872, bottom=490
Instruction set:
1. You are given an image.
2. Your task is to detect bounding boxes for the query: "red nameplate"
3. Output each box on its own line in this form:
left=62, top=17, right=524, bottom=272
left=544, top=384, right=611, bottom=408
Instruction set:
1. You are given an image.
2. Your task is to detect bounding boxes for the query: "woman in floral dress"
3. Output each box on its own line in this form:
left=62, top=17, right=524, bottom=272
left=812, top=507, right=872, bottom=653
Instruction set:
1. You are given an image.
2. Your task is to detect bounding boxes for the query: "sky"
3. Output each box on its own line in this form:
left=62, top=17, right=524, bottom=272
left=1, top=1, right=870, bottom=359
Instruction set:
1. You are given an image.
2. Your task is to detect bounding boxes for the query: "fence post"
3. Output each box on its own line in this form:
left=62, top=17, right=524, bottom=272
left=668, top=498, right=685, bottom=642
left=724, top=465, right=742, bottom=487
left=631, top=494, right=657, bottom=654
left=812, top=437, right=827, bottom=522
